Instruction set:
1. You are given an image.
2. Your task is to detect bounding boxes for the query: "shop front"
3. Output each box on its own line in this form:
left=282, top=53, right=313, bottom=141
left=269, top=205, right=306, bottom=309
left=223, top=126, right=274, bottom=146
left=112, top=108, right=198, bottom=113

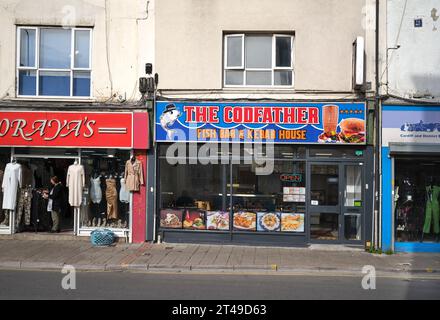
left=0, top=110, right=149, bottom=243
left=382, top=105, right=440, bottom=253
left=154, top=101, right=373, bottom=246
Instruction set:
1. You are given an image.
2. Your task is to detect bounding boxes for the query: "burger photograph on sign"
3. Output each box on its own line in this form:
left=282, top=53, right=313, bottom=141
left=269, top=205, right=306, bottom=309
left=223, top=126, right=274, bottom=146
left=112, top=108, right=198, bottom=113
left=318, top=104, right=365, bottom=144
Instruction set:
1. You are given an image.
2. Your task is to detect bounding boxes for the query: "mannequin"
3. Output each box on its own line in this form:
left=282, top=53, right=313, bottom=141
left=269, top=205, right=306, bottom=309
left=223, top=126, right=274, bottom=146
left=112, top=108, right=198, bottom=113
left=66, top=160, right=85, bottom=207
left=421, top=176, right=440, bottom=243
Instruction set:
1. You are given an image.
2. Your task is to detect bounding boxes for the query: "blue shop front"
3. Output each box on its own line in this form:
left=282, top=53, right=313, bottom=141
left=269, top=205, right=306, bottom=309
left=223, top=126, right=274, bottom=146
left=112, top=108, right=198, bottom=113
left=382, top=104, right=440, bottom=253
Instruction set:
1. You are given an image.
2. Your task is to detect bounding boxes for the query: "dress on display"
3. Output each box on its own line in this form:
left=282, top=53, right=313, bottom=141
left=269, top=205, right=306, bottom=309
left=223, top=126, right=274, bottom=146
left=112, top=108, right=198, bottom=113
left=66, top=164, right=85, bottom=207
left=124, top=159, right=144, bottom=192
left=105, top=178, right=118, bottom=219
left=119, top=178, right=130, bottom=203
left=90, top=177, right=102, bottom=204
left=2, top=162, right=22, bottom=210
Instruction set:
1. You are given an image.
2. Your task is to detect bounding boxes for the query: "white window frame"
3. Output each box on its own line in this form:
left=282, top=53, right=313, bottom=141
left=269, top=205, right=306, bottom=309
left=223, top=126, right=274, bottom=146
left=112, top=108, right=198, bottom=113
left=16, top=26, right=93, bottom=99
left=224, top=33, right=294, bottom=88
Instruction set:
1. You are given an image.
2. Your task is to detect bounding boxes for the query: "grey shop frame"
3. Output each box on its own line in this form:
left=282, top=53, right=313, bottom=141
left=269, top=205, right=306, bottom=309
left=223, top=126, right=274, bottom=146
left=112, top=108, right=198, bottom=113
left=153, top=143, right=373, bottom=247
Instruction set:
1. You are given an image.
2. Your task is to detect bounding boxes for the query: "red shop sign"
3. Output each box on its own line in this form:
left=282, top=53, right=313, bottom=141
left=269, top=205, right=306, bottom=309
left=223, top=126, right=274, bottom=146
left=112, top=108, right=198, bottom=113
left=0, top=111, right=133, bottom=148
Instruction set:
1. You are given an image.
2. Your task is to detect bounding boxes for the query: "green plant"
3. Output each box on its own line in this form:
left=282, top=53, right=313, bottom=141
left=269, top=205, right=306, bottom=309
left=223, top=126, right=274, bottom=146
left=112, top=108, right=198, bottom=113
left=385, top=249, right=394, bottom=255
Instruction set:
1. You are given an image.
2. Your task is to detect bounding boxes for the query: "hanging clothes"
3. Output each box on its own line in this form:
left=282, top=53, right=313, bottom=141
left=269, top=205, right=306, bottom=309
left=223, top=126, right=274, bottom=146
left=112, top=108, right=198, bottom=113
left=105, top=178, right=118, bottom=220
left=2, top=162, right=22, bottom=210
left=16, top=187, right=32, bottom=227
left=423, top=185, right=440, bottom=235
left=21, top=165, right=33, bottom=188
left=119, top=178, right=130, bottom=203
left=90, top=176, right=102, bottom=204
left=66, top=164, right=85, bottom=207
left=124, top=158, right=144, bottom=192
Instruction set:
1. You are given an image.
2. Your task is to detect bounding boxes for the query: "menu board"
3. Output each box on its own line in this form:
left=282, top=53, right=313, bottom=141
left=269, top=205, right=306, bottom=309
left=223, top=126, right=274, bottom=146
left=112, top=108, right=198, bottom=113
left=233, top=211, right=257, bottom=231
left=281, top=213, right=305, bottom=232
left=160, top=209, right=183, bottom=229
left=206, top=211, right=230, bottom=230
left=183, top=210, right=206, bottom=230
left=283, top=187, right=306, bottom=203
left=257, top=212, right=281, bottom=232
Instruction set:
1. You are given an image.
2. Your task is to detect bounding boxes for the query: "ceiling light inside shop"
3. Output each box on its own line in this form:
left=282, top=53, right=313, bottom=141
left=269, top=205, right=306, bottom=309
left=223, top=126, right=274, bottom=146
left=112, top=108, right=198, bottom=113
left=315, top=153, right=333, bottom=157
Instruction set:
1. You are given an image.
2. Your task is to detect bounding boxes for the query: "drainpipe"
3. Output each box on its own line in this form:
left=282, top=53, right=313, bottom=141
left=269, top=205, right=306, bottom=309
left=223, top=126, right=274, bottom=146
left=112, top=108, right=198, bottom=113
left=374, top=0, right=382, bottom=250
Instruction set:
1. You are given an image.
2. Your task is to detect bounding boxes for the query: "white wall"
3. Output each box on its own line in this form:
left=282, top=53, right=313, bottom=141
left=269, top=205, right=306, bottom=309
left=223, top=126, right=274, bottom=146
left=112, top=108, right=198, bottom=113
left=0, top=0, right=155, bottom=103
left=155, top=0, right=376, bottom=99
left=387, top=0, right=440, bottom=99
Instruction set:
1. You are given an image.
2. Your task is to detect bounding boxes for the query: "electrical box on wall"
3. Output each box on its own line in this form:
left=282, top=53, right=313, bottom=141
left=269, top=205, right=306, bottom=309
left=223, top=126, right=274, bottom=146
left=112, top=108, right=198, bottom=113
left=352, top=36, right=365, bottom=90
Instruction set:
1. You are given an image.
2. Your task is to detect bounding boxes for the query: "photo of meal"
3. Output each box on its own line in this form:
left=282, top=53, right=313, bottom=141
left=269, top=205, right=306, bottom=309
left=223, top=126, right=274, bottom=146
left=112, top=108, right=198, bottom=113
left=160, top=209, right=183, bottom=229
left=183, top=210, right=206, bottom=230
left=233, top=211, right=257, bottom=231
left=257, top=212, right=281, bottom=232
left=318, top=104, right=340, bottom=143
left=206, top=211, right=230, bottom=230
left=281, top=213, right=305, bottom=232
left=338, top=118, right=365, bottom=144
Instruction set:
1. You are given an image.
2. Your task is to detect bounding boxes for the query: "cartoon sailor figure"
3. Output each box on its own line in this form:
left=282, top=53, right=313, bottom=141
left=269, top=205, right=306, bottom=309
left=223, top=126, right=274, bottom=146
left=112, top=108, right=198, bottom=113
left=160, top=104, right=181, bottom=139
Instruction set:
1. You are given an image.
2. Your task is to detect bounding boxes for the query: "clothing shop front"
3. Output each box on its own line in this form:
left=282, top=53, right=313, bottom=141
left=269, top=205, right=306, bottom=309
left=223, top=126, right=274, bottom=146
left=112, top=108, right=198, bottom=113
left=154, top=101, right=373, bottom=246
left=0, top=110, right=149, bottom=243
left=382, top=105, right=440, bottom=253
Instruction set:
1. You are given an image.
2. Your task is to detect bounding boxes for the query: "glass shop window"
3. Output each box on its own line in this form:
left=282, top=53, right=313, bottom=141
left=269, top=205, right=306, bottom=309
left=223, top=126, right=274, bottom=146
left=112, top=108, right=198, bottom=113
left=80, top=149, right=131, bottom=230
left=159, top=160, right=230, bottom=231
left=17, top=27, right=92, bottom=97
left=231, top=161, right=306, bottom=233
left=395, top=157, right=440, bottom=243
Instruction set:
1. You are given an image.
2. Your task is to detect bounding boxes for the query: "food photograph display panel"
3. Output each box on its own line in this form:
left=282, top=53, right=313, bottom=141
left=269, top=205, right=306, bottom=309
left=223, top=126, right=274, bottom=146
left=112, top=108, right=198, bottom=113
left=233, top=211, right=257, bottom=231
left=257, top=212, right=281, bottom=232
left=281, top=213, right=305, bottom=232
left=160, top=209, right=183, bottom=229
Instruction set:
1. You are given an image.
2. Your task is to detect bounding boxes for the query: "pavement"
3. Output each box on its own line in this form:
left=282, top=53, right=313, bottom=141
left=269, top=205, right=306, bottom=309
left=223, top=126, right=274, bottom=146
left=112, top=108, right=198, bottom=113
left=0, top=238, right=439, bottom=277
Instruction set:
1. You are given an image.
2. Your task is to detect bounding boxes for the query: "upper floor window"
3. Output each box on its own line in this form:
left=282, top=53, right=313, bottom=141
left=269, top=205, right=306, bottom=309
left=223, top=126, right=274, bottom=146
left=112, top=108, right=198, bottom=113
left=17, top=27, right=92, bottom=98
left=224, top=33, right=294, bottom=88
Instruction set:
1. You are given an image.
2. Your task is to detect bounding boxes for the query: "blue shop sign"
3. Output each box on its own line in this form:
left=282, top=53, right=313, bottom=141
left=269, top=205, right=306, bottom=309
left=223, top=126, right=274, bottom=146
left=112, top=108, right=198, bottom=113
left=155, top=101, right=366, bottom=144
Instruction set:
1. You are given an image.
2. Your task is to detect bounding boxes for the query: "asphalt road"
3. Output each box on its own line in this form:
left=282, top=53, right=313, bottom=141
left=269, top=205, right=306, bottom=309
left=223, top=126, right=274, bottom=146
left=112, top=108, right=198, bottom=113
left=0, top=270, right=439, bottom=300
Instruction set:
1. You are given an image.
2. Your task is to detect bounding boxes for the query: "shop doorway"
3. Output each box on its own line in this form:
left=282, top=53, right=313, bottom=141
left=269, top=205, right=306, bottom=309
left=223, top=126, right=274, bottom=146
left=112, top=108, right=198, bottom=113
left=308, top=162, right=365, bottom=244
left=12, top=154, right=79, bottom=235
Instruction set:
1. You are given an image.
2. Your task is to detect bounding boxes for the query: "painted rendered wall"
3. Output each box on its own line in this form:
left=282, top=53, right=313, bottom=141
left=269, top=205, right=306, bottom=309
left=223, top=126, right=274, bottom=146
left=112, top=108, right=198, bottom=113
left=0, top=0, right=155, bottom=103
left=387, top=0, right=440, bottom=99
left=155, top=0, right=376, bottom=95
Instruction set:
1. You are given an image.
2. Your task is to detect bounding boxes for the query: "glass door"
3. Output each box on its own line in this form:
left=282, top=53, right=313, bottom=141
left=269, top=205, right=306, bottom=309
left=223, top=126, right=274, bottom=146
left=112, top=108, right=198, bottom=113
left=309, top=163, right=340, bottom=242
left=308, top=162, right=364, bottom=244
left=341, top=163, right=364, bottom=243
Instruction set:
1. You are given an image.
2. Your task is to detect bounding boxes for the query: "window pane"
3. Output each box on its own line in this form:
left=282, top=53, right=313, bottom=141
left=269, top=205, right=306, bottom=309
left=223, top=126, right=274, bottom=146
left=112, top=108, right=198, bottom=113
left=73, top=71, right=91, bottom=96
left=246, top=71, right=271, bottom=86
left=276, top=37, right=291, bottom=67
left=311, top=212, right=339, bottom=240
left=225, top=70, right=244, bottom=85
left=19, top=29, right=36, bottom=67
left=226, top=36, right=242, bottom=67
left=245, top=36, right=272, bottom=68
left=345, top=165, right=362, bottom=206
left=39, top=71, right=70, bottom=96
left=18, top=70, right=36, bottom=95
left=344, top=214, right=361, bottom=240
left=231, top=162, right=306, bottom=215
left=74, top=30, right=90, bottom=68
left=40, top=28, right=71, bottom=68
left=310, top=165, right=339, bottom=206
left=274, top=71, right=292, bottom=86
left=159, top=156, right=230, bottom=231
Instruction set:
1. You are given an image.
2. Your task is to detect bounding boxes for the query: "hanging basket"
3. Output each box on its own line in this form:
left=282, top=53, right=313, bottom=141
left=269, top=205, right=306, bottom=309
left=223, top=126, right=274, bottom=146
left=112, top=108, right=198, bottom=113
left=90, top=229, right=115, bottom=246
